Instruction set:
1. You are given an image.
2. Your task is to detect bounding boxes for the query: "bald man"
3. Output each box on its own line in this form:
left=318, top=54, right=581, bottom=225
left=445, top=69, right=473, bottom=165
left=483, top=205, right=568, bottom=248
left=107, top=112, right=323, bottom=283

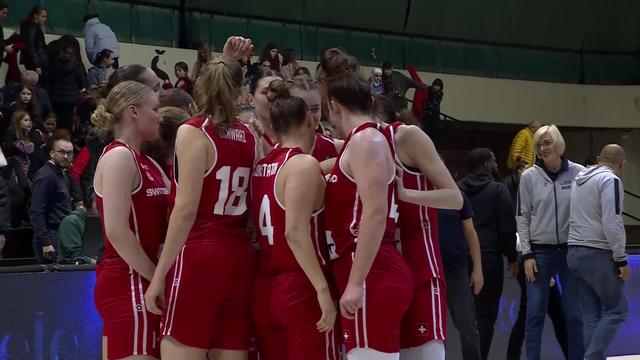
left=567, top=144, right=629, bottom=360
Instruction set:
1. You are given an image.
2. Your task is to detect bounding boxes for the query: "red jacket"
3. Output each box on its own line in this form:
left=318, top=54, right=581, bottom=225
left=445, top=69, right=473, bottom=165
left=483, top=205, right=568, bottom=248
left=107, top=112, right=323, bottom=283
left=407, top=64, right=429, bottom=119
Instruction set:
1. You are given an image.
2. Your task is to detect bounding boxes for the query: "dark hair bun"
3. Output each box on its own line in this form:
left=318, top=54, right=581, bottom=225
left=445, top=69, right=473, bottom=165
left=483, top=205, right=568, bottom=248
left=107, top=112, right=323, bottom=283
left=266, top=79, right=291, bottom=103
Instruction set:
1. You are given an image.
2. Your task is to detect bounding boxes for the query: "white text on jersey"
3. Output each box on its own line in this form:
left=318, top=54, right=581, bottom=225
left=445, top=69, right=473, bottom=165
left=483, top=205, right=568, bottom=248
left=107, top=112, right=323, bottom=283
left=146, top=187, right=170, bottom=196
left=223, top=128, right=247, bottom=143
left=253, top=162, right=279, bottom=177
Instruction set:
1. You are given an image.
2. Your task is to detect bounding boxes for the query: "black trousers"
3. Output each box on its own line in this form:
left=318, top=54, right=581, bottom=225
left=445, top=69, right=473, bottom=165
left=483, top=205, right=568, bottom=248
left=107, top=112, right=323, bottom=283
left=474, top=253, right=504, bottom=360
left=506, top=260, right=569, bottom=360
left=52, top=102, right=76, bottom=133
left=445, top=265, right=482, bottom=360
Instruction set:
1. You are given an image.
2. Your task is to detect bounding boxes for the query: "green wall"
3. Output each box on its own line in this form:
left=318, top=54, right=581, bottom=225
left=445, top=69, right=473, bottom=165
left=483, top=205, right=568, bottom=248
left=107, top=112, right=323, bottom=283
left=5, top=0, right=640, bottom=84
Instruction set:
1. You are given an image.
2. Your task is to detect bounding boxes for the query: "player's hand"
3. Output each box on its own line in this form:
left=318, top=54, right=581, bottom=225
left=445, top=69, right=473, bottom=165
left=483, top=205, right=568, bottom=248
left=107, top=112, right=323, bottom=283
left=223, top=36, right=253, bottom=60
left=524, top=258, right=537, bottom=283
left=35, top=67, right=42, bottom=75
left=316, top=288, right=337, bottom=333
left=619, top=266, right=631, bottom=281
left=394, top=161, right=408, bottom=202
left=339, top=283, right=364, bottom=320
left=42, top=245, right=55, bottom=259
left=144, top=278, right=165, bottom=315
left=470, top=267, right=484, bottom=295
left=4, top=46, right=13, bottom=54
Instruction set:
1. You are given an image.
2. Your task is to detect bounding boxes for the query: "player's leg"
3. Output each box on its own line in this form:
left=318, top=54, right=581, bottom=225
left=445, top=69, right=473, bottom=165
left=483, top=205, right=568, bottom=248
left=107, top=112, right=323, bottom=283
left=347, top=348, right=400, bottom=360
left=399, top=340, right=445, bottom=360
left=161, top=336, right=207, bottom=360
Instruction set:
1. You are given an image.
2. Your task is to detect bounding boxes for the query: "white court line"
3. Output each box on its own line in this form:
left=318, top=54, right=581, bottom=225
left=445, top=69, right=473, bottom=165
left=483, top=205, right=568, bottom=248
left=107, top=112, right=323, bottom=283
left=608, top=356, right=640, bottom=359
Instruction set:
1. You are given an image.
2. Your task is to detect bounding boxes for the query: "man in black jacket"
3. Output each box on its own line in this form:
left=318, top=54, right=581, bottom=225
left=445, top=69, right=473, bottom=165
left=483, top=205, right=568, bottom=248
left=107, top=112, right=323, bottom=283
left=0, top=1, right=18, bottom=69
left=458, top=147, right=518, bottom=360
left=20, top=6, right=49, bottom=86
left=30, top=130, right=74, bottom=263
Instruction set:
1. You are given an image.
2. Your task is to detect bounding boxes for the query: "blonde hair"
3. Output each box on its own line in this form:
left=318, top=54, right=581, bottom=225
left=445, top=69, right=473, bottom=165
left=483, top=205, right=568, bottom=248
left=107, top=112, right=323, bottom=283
left=91, top=81, right=155, bottom=131
left=194, top=56, right=242, bottom=135
left=533, top=124, right=566, bottom=160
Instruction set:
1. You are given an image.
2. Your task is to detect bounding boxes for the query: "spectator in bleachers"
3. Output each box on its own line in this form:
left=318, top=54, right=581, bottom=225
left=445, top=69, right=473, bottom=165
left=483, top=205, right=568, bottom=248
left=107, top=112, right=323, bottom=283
left=83, top=13, right=120, bottom=67
left=30, top=130, right=74, bottom=264
left=3, top=85, right=40, bottom=136
left=58, top=204, right=89, bottom=263
left=20, top=6, right=49, bottom=84
left=293, top=66, right=311, bottom=77
left=87, top=49, right=115, bottom=88
left=29, top=112, right=57, bottom=178
left=19, top=70, right=51, bottom=121
left=4, top=110, right=35, bottom=227
left=173, top=61, right=193, bottom=95
left=259, top=42, right=282, bottom=71
left=191, top=42, right=211, bottom=82
left=158, top=88, right=196, bottom=116
left=0, top=1, right=19, bottom=72
left=70, top=126, right=110, bottom=211
left=279, top=48, right=297, bottom=79
left=368, top=67, right=384, bottom=94
left=49, top=44, right=87, bottom=132
left=507, top=120, right=541, bottom=170
left=458, top=147, right=518, bottom=360
left=381, top=60, right=425, bottom=112
left=423, top=78, right=444, bottom=143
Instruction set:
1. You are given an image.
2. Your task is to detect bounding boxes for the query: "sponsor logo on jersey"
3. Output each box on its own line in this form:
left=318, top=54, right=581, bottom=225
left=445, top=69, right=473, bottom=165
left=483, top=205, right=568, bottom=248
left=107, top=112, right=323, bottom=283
left=327, top=174, right=338, bottom=183
left=146, top=187, right=170, bottom=196
left=223, top=128, right=247, bottom=143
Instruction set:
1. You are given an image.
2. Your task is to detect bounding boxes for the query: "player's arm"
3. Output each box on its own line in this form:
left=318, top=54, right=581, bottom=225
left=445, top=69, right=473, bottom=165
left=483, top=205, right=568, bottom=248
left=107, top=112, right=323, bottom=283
left=333, top=138, right=344, bottom=154
left=100, top=147, right=156, bottom=281
left=396, top=125, right=462, bottom=210
left=462, top=217, right=483, bottom=294
left=146, top=125, right=208, bottom=314
left=282, top=155, right=335, bottom=332
left=342, top=130, right=392, bottom=313
left=320, top=158, right=336, bottom=175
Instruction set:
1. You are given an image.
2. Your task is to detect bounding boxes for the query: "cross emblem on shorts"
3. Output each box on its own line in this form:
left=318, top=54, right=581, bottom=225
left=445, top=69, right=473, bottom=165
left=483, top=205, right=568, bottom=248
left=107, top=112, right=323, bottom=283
left=343, top=331, right=350, bottom=341
left=417, top=324, right=428, bottom=336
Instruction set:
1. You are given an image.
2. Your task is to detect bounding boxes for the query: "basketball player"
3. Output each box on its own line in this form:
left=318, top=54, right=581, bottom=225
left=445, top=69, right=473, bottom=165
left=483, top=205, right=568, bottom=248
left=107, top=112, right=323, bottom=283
left=93, top=81, right=170, bottom=360
left=251, top=79, right=339, bottom=359
left=375, top=97, right=463, bottom=359
left=321, top=49, right=413, bottom=359
left=144, top=37, right=257, bottom=360
left=248, top=69, right=282, bottom=153
left=289, top=75, right=343, bottom=161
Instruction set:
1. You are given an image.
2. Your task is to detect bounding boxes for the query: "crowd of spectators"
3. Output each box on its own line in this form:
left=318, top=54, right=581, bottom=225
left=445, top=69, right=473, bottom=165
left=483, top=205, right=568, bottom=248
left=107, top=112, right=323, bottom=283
left=0, top=3, right=631, bottom=358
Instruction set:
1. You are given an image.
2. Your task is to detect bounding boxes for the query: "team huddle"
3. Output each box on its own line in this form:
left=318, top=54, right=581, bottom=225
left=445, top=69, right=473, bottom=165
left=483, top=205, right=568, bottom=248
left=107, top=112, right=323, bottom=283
left=92, top=36, right=463, bottom=360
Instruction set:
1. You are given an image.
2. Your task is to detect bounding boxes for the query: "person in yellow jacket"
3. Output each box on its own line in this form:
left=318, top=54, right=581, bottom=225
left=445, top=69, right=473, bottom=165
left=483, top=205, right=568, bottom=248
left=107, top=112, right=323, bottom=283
left=507, top=121, right=541, bottom=169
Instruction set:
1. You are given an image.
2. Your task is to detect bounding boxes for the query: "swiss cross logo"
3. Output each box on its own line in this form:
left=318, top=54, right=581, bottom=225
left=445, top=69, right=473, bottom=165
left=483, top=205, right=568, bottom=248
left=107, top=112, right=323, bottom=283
left=417, top=323, right=429, bottom=336
left=343, top=331, right=351, bottom=342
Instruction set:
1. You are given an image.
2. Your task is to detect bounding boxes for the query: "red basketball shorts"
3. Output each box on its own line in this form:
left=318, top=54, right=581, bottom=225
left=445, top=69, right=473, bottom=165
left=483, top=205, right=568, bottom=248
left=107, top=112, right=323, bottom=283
left=401, top=277, right=447, bottom=348
left=94, top=262, right=161, bottom=359
left=253, top=271, right=340, bottom=360
left=332, top=245, right=413, bottom=354
left=162, top=239, right=256, bottom=350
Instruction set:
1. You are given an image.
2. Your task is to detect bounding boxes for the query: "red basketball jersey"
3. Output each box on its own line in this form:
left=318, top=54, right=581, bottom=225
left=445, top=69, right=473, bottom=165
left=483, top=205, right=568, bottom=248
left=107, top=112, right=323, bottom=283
left=324, top=122, right=398, bottom=258
left=386, top=122, right=444, bottom=282
left=251, top=147, right=328, bottom=273
left=96, top=141, right=169, bottom=268
left=177, top=116, right=257, bottom=242
left=311, top=133, right=338, bottom=162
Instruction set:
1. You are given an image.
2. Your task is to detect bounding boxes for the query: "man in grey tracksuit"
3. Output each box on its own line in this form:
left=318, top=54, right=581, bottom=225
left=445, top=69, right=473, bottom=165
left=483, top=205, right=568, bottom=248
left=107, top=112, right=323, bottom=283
left=567, top=144, right=629, bottom=360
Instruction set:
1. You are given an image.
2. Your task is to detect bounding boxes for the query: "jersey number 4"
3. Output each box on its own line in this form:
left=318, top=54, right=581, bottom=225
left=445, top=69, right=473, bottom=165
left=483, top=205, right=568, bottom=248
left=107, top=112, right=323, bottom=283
left=213, top=166, right=250, bottom=216
left=258, top=195, right=274, bottom=245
